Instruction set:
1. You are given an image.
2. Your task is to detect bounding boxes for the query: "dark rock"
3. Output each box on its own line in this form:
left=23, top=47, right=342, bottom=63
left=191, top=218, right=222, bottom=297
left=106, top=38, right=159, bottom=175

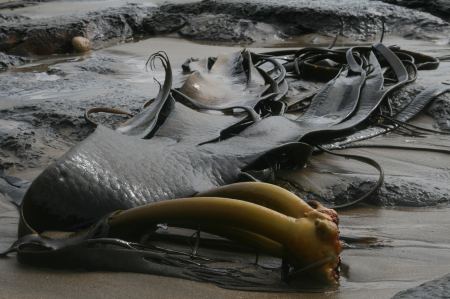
left=427, top=92, right=450, bottom=131
left=377, top=0, right=450, bottom=22
left=142, top=12, right=186, bottom=35
left=0, top=14, right=30, bottom=23
left=2, top=0, right=449, bottom=56
left=0, top=119, right=34, bottom=156
left=0, top=52, right=154, bottom=171
left=0, top=4, right=156, bottom=56
left=178, top=14, right=285, bottom=43
left=0, top=51, right=29, bottom=71
left=162, top=0, right=449, bottom=41
left=392, top=273, right=450, bottom=298
left=0, top=0, right=52, bottom=10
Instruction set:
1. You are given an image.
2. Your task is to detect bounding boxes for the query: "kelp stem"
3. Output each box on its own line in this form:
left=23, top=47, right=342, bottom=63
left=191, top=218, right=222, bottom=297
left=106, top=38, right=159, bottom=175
left=196, top=182, right=313, bottom=218
left=108, top=197, right=340, bottom=283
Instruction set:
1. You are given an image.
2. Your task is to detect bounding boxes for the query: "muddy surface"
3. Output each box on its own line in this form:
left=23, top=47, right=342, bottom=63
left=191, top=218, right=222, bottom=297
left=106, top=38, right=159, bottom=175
left=1, top=36, right=450, bottom=298
left=1, top=1, right=450, bottom=298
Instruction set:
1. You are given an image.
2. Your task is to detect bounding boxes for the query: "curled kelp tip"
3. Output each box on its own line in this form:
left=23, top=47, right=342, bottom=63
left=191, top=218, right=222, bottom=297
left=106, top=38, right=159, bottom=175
left=145, top=51, right=170, bottom=72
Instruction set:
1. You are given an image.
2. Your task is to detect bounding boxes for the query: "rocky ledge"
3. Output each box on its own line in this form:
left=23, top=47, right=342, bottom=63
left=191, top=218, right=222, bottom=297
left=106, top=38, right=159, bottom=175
left=378, top=0, right=450, bottom=22
left=392, top=273, right=450, bottom=298
left=1, top=0, right=449, bottom=70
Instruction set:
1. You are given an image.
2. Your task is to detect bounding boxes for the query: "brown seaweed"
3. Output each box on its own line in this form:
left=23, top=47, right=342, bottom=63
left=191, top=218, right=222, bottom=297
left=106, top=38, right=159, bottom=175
left=1, top=42, right=445, bottom=291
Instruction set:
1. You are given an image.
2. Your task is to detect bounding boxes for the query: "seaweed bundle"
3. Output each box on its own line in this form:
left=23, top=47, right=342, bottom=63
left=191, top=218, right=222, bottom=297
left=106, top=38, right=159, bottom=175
left=3, top=42, right=448, bottom=291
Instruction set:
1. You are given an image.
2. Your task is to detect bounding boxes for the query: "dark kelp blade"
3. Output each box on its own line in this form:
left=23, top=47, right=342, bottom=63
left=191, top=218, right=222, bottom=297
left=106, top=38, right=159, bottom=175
left=290, top=49, right=367, bottom=142
left=19, top=112, right=316, bottom=234
left=152, top=100, right=247, bottom=145
left=309, top=44, right=407, bottom=142
left=325, top=44, right=421, bottom=147
left=116, top=52, right=173, bottom=138
left=179, top=50, right=268, bottom=110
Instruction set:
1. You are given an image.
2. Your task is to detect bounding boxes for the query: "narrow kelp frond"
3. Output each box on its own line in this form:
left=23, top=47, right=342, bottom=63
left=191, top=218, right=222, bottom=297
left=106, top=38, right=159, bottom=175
left=82, top=51, right=174, bottom=134
left=145, top=51, right=170, bottom=72
left=332, top=84, right=450, bottom=148
left=84, top=107, right=133, bottom=127
left=381, top=114, right=450, bottom=136
left=314, top=145, right=384, bottom=210
left=116, top=51, right=174, bottom=138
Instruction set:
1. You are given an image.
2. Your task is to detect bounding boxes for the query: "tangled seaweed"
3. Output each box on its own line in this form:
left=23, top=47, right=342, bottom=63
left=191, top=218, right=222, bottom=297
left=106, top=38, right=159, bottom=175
left=2, top=40, right=450, bottom=291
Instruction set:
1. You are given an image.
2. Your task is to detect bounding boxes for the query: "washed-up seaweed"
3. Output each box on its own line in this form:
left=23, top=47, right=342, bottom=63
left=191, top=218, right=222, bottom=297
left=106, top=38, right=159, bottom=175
left=2, top=42, right=447, bottom=291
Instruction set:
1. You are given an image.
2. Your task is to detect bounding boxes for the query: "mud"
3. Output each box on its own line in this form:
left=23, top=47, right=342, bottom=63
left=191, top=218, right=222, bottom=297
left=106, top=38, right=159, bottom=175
left=278, top=122, right=450, bottom=207
left=0, top=51, right=159, bottom=177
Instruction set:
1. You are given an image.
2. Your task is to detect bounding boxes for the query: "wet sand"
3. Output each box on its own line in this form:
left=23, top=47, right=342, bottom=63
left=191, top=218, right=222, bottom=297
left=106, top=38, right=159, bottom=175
left=1, top=35, right=450, bottom=298
left=2, top=195, right=450, bottom=298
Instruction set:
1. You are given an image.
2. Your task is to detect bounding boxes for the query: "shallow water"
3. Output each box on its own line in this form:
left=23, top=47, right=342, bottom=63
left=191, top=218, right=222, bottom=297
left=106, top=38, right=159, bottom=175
left=1, top=33, right=450, bottom=298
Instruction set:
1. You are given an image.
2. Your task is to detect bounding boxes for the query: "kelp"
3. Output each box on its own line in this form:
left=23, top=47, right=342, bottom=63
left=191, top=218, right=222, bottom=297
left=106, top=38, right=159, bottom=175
left=2, top=41, right=447, bottom=291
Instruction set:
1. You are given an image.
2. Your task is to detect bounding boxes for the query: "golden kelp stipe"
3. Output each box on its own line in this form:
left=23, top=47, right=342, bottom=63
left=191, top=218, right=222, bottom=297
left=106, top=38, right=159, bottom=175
left=108, top=190, right=341, bottom=284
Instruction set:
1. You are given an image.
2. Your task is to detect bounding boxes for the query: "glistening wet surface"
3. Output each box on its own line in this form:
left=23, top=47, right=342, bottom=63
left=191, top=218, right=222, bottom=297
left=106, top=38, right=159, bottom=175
left=1, top=35, right=450, bottom=298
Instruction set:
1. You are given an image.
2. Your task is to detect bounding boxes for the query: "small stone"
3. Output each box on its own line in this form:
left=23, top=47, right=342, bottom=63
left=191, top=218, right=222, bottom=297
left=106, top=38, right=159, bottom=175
left=71, top=36, right=91, bottom=53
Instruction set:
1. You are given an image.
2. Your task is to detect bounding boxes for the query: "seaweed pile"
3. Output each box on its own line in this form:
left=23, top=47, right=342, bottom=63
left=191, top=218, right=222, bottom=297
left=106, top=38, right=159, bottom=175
left=2, top=41, right=449, bottom=291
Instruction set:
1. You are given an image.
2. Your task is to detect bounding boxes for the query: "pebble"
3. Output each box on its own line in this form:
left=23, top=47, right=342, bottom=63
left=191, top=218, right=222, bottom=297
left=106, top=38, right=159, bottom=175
left=71, top=36, right=91, bottom=53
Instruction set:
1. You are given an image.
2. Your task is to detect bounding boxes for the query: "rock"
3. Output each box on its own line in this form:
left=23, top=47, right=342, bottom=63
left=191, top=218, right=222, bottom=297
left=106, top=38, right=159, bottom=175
left=0, top=0, right=52, bottom=10
left=161, top=0, right=449, bottom=42
left=427, top=92, right=450, bottom=131
left=142, top=12, right=186, bottom=35
left=0, top=52, right=151, bottom=171
left=71, top=36, right=90, bottom=53
left=377, top=0, right=450, bottom=22
left=178, top=14, right=284, bottom=43
left=0, top=51, right=29, bottom=71
left=0, top=4, right=156, bottom=56
left=392, top=273, right=450, bottom=298
left=2, top=0, right=449, bottom=57
left=0, top=14, right=30, bottom=24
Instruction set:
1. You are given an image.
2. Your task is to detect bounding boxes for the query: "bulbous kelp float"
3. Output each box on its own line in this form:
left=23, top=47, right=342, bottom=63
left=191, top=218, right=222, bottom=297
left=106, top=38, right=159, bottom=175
left=3, top=42, right=446, bottom=290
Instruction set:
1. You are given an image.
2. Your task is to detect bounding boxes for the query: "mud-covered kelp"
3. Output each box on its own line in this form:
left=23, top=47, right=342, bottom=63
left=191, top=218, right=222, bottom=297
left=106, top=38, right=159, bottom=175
left=14, top=47, right=352, bottom=233
left=85, top=50, right=287, bottom=140
left=8, top=42, right=444, bottom=290
left=18, top=43, right=437, bottom=232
